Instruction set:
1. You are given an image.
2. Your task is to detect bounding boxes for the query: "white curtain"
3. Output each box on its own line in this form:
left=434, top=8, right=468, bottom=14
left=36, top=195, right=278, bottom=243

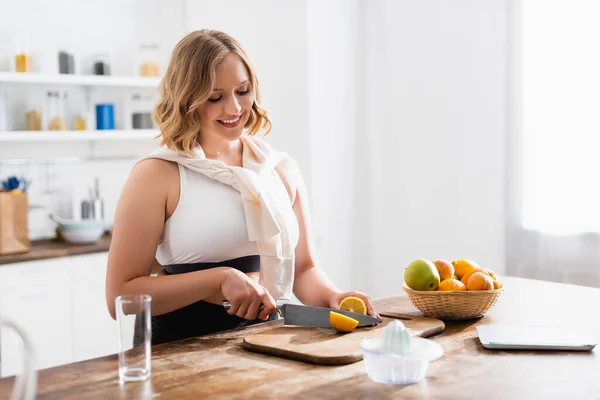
left=508, top=0, right=600, bottom=286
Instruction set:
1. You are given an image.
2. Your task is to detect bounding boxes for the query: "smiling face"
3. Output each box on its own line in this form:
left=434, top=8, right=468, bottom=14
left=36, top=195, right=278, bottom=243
left=197, top=53, right=256, bottom=143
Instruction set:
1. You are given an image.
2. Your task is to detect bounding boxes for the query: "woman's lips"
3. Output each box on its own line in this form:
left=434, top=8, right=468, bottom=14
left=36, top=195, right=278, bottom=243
left=218, top=114, right=243, bottom=128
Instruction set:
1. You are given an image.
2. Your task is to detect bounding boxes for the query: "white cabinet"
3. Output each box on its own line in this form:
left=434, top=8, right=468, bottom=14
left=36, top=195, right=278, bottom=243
left=70, top=253, right=118, bottom=362
left=0, top=259, right=72, bottom=377
left=0, top=252, right=117, bottom=378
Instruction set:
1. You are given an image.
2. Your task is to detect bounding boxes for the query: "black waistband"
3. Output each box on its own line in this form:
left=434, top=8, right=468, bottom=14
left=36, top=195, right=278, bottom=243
left=163, top=255, right=260, bottom=275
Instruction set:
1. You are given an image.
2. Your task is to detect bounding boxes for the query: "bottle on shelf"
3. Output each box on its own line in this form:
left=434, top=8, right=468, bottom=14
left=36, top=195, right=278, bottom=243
left=131, top=93, right=154, bottom=129
left=14, top=34, right=32, bottom=73
left=92, top=53, right=111, bottom=76
left=58, top=50, right=75, bottom=74
left=138, top=44, right=161, bottom=77
left=46, top=91, right=66, bottom=131
left=74, top=116, right=87, bottom=130
left=25, top=100, right=42, bottom=131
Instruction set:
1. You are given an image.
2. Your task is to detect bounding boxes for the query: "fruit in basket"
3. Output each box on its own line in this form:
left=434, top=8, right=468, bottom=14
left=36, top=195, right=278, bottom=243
left=466, top=272, right=494, bottom=291
left=451, top=259, right=481, bottom=279
left=460, top=267, right=484, bottom=286
left=484, top=268, right=498, bottom=281
left=437, top=279, right=467, bottom=291
left=493, top=280, right=503, bottom=290
left=432, top=259, right=454, bottom=281
left=404, top=258, right=440, bottom=291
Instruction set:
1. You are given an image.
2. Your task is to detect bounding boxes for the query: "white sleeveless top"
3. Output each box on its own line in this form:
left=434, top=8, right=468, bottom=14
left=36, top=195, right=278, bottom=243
left=156, top=164, right=260, bottom=265
left=146, top=136, right=302, bottom=299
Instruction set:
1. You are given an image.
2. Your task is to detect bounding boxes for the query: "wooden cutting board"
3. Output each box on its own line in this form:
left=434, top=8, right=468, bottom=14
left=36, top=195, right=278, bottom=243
left=243, top=309, right=444, bottom=365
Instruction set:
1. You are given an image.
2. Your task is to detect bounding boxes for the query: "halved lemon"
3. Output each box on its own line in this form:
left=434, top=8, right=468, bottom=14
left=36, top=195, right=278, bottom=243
left=338, top=296, right=367, bottom=315
left=329, top=311, right=359, bottom=333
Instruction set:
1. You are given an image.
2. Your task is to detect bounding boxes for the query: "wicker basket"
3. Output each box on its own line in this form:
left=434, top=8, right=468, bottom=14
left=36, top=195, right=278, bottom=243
left=403, top=283, right=503, bottom=320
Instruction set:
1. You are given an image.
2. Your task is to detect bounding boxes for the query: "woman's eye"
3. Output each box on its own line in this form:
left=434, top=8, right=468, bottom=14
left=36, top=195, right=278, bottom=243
left=237, top=89, right=249, bottom=95
left=207, top=96, right=222, bottom=103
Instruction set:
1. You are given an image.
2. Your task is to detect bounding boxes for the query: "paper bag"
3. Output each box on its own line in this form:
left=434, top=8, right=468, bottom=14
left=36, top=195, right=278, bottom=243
left=0, top=192, right=30, bottom=255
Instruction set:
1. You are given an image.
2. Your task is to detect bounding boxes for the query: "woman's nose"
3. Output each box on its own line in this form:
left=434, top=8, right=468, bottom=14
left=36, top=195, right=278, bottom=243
left=224, top=94, right=242, bottom=115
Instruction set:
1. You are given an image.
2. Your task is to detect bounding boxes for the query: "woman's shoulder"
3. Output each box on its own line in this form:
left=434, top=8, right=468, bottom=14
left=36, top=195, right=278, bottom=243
left=133, top=157, right=179, bottom=180
left=126, top=156, right=180, bottom=199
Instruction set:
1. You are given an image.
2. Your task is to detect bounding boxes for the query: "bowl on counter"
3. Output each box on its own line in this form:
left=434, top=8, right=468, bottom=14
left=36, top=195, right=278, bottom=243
left=50, top=214, right=106, bottom=244
left=402, top=282, right=503, bottom=320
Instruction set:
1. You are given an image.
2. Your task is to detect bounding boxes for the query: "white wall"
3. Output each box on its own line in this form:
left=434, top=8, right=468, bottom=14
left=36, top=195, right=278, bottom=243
left=0, top=0, right=185, bottom=238
left=183, top=0, right=312, bottom=189
left=0, top=0, right=313, bottom=239
left=0, top=0, right=510, bottom=300
left=358, top=0, right=508, bottom=298
left=306, top=0, right=362, bottom=291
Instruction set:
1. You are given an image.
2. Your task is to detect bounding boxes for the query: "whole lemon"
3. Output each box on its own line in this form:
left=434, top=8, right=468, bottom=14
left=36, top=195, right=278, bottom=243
left=451, top=259, right=480, bottom=279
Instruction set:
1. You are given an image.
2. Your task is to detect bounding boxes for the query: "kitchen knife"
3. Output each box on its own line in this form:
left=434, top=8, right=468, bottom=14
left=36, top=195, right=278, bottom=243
left=222, top=301, right=381, bottom=328
left=280, top=303, right=380, bottom=328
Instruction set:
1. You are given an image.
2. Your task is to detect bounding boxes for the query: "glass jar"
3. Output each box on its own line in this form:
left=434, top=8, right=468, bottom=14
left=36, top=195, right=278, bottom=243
left=92, top=53, right=111, bottom=76
left=46, top=91, right=66, bottom=131
left=58, top=50, right=75, bottom=74
left=130, top=93, right=154, bottom=129
left=74, top=115, right=87, bottom=130
left=14, top=34, right=32, bottom=73
left=138, top=44, right=161, bottom=77
left=25, top=101, right=42, bottom=131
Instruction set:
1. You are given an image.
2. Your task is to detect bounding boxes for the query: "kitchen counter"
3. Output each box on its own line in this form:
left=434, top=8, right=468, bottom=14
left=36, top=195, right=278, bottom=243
left=1, top=276, right=599, bottom=399
left=0, top=235, right=110, bottom=265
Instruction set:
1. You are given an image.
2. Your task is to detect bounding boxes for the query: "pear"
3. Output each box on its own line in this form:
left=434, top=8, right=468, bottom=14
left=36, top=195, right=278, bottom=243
left=404, top=258, right=440, bottom=291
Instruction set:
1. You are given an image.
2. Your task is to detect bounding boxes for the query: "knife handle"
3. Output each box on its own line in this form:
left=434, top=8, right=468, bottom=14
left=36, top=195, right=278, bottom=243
left=222, top=300, right=268, bottom=311
left=222, top=301, right=283, bottom=317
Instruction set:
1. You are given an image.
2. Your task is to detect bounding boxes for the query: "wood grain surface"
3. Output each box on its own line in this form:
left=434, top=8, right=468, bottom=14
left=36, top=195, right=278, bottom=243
left=243, top=313, right=444, bottom=365
left=1, top=277, right=600, bottom=399
left=0, top=235, right=110, bottom=265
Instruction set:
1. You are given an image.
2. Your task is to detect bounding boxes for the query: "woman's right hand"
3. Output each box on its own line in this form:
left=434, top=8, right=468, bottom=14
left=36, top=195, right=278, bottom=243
left=220, top=268, right=277, bottom=321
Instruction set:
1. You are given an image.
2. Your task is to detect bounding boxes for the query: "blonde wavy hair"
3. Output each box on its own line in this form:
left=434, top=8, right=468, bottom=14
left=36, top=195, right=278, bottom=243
left=154, top=30, right=272, bottom=154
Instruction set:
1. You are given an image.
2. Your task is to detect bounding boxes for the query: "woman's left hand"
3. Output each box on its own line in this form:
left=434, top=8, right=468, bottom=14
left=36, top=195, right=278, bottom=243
left=329, top=290, right=381, bottom=320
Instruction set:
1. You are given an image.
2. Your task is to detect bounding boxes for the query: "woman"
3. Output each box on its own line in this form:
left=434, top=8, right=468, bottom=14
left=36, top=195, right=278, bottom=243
left=106, top=30, right=379, bottom=345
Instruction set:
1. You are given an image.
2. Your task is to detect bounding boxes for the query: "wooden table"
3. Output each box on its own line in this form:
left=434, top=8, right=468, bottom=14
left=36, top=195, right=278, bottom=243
left=1, top=276, right=599, bottom=399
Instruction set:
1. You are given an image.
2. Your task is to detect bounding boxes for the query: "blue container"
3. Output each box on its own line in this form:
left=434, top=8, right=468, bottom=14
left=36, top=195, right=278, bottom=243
left=96, top=104, right=115, bottom=130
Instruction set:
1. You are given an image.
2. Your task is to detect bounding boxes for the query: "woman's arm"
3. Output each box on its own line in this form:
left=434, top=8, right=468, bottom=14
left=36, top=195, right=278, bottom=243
left=105, top=159, right=226, bottom=318
left=287, top=162, right=379, bottom=318
left=105, top=159, right=276, bottom=320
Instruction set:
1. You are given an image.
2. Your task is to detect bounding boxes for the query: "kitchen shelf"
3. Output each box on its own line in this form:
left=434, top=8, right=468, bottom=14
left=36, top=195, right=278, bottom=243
left=0, top=129, right=159, bottom=141
left=0, top=72, right=161, bottom=88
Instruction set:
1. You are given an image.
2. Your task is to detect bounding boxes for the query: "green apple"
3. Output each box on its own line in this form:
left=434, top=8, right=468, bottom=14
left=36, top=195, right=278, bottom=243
left=404, top=258, right=440, bottom=291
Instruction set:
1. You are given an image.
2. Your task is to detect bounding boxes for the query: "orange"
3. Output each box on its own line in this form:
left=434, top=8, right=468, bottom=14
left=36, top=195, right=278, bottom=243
left=432, top=259, right=454, bottom=281
left=329, top=311, right=359, bottom=333
left=338, top=296, right=367, bottom=315
left=437, top=279, right=467, bottom=291
left=452, top=259, right=480, bottom=279
left=493, top=280, right=503, bottom=290
left=466, top=272, right=494, bottom=291
left=461, top=268, right=484, bottom=286
left=484, top=268, right=498, bottom=281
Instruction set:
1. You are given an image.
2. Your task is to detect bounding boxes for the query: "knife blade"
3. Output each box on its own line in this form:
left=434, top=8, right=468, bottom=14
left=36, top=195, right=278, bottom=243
left=280, top=303, right=381, bottom=328
left=222, top=301, right=381, bottom=328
